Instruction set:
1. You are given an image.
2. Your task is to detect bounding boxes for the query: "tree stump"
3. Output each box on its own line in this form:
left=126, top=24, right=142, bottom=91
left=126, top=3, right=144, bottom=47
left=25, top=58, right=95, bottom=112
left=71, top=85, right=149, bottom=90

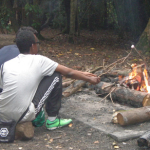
left=15, top=122, right=34, bottom=140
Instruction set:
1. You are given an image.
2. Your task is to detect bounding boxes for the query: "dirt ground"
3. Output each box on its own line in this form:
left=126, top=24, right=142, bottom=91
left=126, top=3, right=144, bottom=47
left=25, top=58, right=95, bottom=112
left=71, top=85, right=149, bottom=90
left=0, top=28, right=149, bottom=150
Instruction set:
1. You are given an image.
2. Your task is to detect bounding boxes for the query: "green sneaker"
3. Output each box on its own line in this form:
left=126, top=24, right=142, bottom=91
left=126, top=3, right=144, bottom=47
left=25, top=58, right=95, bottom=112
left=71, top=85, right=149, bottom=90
left=46, top=117, right=72, bottom=130
left=32, top=108, right=45, bottom=127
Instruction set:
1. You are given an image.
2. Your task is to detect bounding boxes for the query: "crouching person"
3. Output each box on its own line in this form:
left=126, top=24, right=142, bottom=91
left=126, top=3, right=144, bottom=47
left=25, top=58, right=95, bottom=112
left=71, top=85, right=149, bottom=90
left=0, top=30, right=100, bottom=141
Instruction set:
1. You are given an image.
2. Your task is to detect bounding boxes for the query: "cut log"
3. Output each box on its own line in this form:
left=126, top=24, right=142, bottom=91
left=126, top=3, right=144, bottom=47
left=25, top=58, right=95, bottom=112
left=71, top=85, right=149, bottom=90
left=137, top=131, right=150, bottom=148
left=117, top=106, right=150, bottom=126
left=95, top=82, right=150, bottom=107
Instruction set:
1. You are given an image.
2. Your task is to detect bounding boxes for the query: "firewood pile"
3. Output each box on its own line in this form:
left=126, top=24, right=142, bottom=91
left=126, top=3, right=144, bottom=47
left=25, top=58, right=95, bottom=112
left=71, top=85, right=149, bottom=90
left=62, top=45, right=150, bottom=148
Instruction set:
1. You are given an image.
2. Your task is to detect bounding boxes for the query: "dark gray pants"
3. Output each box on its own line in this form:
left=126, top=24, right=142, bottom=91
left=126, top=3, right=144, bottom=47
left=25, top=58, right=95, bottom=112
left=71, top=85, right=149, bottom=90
left=32, top=72, right=62, bottom=117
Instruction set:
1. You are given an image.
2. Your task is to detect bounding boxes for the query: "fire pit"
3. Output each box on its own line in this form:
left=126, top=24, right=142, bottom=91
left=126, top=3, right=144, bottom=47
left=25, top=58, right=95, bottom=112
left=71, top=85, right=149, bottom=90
left=95, top=63, right=150, bottom=108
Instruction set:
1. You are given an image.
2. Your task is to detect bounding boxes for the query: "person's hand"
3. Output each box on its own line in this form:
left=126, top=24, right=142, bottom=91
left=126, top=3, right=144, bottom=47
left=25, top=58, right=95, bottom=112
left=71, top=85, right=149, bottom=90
left=89, top=76, right=100, bottom=85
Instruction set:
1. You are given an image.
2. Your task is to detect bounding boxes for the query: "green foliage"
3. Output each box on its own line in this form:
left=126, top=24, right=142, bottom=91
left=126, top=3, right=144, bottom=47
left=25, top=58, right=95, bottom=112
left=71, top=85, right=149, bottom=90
left=25, top=3, right=42, bottom=30
left=0, top=6, right=12, bottom=32
left=52, top=9, right=66, bottom=29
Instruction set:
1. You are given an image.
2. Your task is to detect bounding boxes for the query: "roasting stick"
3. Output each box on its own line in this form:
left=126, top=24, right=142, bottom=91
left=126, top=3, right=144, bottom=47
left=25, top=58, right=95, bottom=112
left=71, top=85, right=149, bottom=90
left=131, top=45, right=150, bottom=85
left=98, top=50, right=132, bottom=77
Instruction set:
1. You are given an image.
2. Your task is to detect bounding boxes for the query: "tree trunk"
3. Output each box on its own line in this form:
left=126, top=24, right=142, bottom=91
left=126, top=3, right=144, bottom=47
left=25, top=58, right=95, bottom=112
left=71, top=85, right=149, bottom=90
left=95, top=82, right=150, bottom=107
left=63, top=0, right=70, bottom=34
left=136, top=18, right=150, bottom=52
left=117, top=106, right=150, bottom=126
left=2, top=0, right=19, bottom=33
left=69, top=0, right=77, bottom=43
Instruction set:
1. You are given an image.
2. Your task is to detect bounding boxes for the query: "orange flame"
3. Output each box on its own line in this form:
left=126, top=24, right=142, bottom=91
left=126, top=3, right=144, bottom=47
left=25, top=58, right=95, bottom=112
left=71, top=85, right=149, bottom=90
left=126, top=64, right=150, bottom=93
left=143, top=69, right=150, bottom=93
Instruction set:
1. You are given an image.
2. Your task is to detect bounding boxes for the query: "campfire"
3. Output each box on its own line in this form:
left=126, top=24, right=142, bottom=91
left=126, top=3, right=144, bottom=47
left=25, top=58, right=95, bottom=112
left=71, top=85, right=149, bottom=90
left=62, top=45, right=150, bottom=148
left=119, top=63, right=150, bottom=93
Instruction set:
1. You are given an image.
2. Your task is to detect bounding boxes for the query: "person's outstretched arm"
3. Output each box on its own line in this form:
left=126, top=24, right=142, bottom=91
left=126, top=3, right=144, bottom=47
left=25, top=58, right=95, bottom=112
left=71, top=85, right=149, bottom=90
left=55, top=64, right=100, bottom=85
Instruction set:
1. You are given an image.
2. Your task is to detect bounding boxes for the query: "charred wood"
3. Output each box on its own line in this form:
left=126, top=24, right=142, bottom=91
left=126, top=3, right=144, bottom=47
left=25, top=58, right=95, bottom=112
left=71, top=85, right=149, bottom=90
left=137, top=131, right=150, bottom=148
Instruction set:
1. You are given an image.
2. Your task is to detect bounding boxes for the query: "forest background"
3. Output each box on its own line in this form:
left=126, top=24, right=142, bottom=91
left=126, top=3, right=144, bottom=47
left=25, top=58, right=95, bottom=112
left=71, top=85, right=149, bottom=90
left=0, top=0, right=150, bottom=51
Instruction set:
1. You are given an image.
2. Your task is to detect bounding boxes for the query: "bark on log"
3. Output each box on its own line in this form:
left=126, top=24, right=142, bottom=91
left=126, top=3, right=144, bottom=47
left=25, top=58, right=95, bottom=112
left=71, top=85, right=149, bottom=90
left=117, top=106, right=150, bottom=126
left=137, top=131, right=150, bottom=148
left=95, top=82, right=150, bottom=107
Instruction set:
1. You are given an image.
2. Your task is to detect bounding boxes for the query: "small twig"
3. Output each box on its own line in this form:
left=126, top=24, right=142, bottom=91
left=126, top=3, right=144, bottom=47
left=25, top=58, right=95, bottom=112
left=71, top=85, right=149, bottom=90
left=98, top=50, right=132, bottom=77
left=99, top=65, right=116, bottom=77
left=53, top=136, right=62, bottom=140
left=110, top=92, right=115, bottom=105
left=102, top=82, right=116, bottom=90
left=103, top=59, right=105, bottom=69
left=103, top=50, right=132, bottom=71
left=101, top=87, right=117, bottom=101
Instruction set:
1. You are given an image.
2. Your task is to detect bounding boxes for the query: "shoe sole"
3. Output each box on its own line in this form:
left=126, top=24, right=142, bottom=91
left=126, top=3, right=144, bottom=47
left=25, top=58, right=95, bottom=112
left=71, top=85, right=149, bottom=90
left=46, top=122, right=72, bottom=130
left=47, top=126, right=62, bottom=130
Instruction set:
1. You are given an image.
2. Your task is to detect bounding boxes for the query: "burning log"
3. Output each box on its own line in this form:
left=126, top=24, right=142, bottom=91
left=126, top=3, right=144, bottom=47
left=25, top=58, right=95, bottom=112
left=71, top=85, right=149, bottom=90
left=95, top=82, right=150, bottom=107
left=117, top=106, right=150, bottom=126
left=137, top=131, right=150, bottom=148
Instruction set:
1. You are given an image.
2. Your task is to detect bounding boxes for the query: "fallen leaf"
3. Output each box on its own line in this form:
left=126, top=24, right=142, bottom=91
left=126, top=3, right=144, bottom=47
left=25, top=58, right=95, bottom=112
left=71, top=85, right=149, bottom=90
left=113, top=142, right=117, bottom=146
left=69, top=123, right=73, bottom=127
left=94, top=141, right=99, bottom=144
left=133, top=59, right=138, bottom=62
left=90, top=48, right=95, bottom=50
left=56, top=146, right=62, bottom=148
left=87, top=133, right=92, bottom=136
left=114, top=145, right=119, bottom=149
left=49, top=138, right=53, bottom=143
left=58, top=53, right=64, bottom=56
left=75, top=53, right=80, bottom=55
